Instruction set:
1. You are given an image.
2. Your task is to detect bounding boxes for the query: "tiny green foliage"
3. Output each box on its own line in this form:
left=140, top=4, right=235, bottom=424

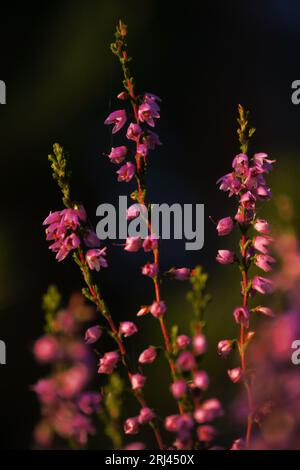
left=186, top=265, right=211, bottom=320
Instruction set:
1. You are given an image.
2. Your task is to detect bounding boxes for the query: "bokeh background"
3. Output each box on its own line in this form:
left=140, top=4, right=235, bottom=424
left=1, top=0, right=300, bottom=448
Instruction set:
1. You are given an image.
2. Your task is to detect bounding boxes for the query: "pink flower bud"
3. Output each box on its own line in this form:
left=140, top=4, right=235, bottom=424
left=165, top=415, right=181, bottom=432
left=170, top=267, right=191, bottom=280
left=104, top=109, right=127, bottom=134
left=131, top=374, right=146, bottom=390
left=85, top=325, right=102, bottom=344
left=170, top=379, right=187, bottom=399
left=138, top=346, right=157, bottom=364
left=124, top=417, right=139, bottom=435
left=116, top=162, right=136, bottom=182
left=141, top=262, right=158, bottom=278
left=253, top=235, right=273, bottom=254
left=252, top=276, right=274, bottom=295
left=197, top=425, right=217, bottom=442
left=216, top=249, right=235, bottom=264
left=124, top=236, right=142, bottom=252
left=138, top=407, right=155, bottom=424
left=126, top=122, right=142, bottom=141
left=98, top=351, right=119, bottom=374
left=217, top=340, right=232, bottom=357
left=78, top=392, right=101, bottom=414
left=253, top=306, right=274, bottom=317
left=120, top=321, right=138, bottom=337
left=254, top=219, right=270, bottom=234
left=233, top=307, right=250, bottom=328
left=255, top=254, right=276, bottom=272
left=216, top=217, right=234, bottom=236
left=177, top=334, right=191, bottom=350
left=193, top=371, right=209, bottom=390
left=194, top=399, right=223, bottom=423
left=137, top=305, right=150, bottom=317
left=43, top=211, right=61, bottom=226
left=117, top=91, right=128, bottom=100
left=86, top=248, right=108, bottom=271
left=142, top=235, right=158, bottom=252
left=228, top=367, right=243, bottom=383
left=126, top=204, right=141, bottom=220
left=108, top=146, right=127, bottom=164
left=33, top=336, right=60, bottom=363
left=176, top=351, right=196, bottom=371
left=193, top=334, right=207, bottom=355
left=150, top=300, right=166, bottom=318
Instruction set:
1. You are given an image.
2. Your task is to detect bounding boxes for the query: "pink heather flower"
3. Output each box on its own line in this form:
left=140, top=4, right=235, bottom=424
left=104, top=109, right=127, bottom=134
left=216, top=249, right=234, bottom=264
left=177, top=334, right=191, bottom=350
left=136, top=305, right=150, bottom=317
left=57, top=365, right=89, bottom=399
left=83, top=229, right=100, bottom=248
left=56, top=233, right=80, bottom=261
left=124, top=417, right=139, bottom=435
left=138, top=102, right=160, bottom=127
left=122, top=442, right=145, bottom=450
left=137, top=143, right=148, bottom=157
left=124, top=236, right=142, bottom=252
left=228, top=367, right=243, bottom=383
left=149, top=300, right=166, bottom=318
left=197, top=425, right=217, bottom=443
left=144, top=92, right=162, bottom=104
left=117, top=91, right=128, bottom=100
left=232, top=153, right=248, bottom=176
left=86, top=247, right=108, bottom=271
left=217, top=340, right=232, bottom=357
left=164, top=415, right=182, bottom=433
left=98, top=351, right=119, bottom=374
left=176, top=351, right=196, bottom=371
left=126, top=122, right=142, bottom=141
left=253, top=153, right=276, bottom=173
left=131, top=374, right=146, bottom=390
left=170, top=267, right=191, bottom=280
left=120, top=321, right=138, bottom=337
left=138, top=407, right=155, bottom=424
left=252, top=276, right=274, bottom=295
left=78, top=392, right=101, bottom=415
left=240, top=190, right=256, bottom=208
left=85, top=325, right=102, bottom=344
left=253, top=306, right=274, bottom=317
left=254, top=218, right=270, bottom=234
left=108, top=146, right=127, bottom=164
left=170, top=379, right=187, bottom=400
left=138, top=346, right=157, bottom=364
left=255, top=254, right=276, bottom=272
left=233, top=307, right=250, bottom=328
left=142, top=235, right=158, bottom=252
left=33, top=336, right=59, bottom=363
left=126, top=204, right=141, bottom=221
left=32, top=378, right=57, bottom=404
left=253, top=235, right=273, bottom=254
left=193, top=334, right=207, bottom=355
left=117, top=162, right=136, bottom=182
left=193, top=371, right=209, bottom=390
left=217, top=172, right=241, bottom=196
left=231, top=438, right=245, bottom=450
left=141, top=262, right=158, bottom=278
left=216, top=217, right=234, bottom=236
left=194, top=399, right=224, bottom=424
left=43, top=211, right=61, bottom=225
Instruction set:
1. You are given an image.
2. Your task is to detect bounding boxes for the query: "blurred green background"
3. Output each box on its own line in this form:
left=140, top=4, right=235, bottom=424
left=1, top=0, right=300, bottom=448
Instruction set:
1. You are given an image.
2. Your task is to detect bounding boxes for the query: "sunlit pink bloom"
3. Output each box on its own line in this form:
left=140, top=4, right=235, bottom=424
left=176, top=351, right=196, bottom=371
left=131, top=374, right=146, bottom=390
left=149, top=300, right=166, bottom=318
left=78, top=392, right=101, bottom=414
left=138, top=407, right=155, bottom=424
left=126, top=122, right=142, bottom=141
left=240, top=191, right=256, bottom=208
left=256, top=185, right=272, bottom=199
left=217, top=340, right=232, bottom=357
left=254, top=218, right=270, bottom=234
left=142, top=235, right=158, bottom=252
left=85, top=325, right=102, bottom=344
left=170, top=379, right=187, bottom=399
left=255, top=254, right=276, bottom=272
left=232, top=153, right=248, bottom=176
left=124, top=417, right=140, bottom=435
left=126, top=204, right=141, bottom=220
left=165, top=415, right=182, bottom=433
left=216, top=249, right=234, bottom=264
left=253, top=153, right=276, bottom=173
left=124, top=236, right=142, bottom=252
left=33, top=335, right=60, bottom=363
left=253, top=235, right=273, bottom=254
left=193, top=371, right=209, bottom=390
left=98, top=351, right=119, bottom=374
left=43, top=211, right=61, bottom=225
left=193, top=334, right=207, bottom=355
left=216, top=216, right=234, bottom=236
left=104, top=109, right=127, bottom=134
left=138, top=346, right=157, bottom=364
left=60, top=208, right=80, bottom=230
left=56, top=234, right=80, bottom=261
left=138, top=102, right=160, bottom=127
left=228, top=367, right=243, bottom=383
left=83, top=229, right=100, bottom=248
left=233, top=307, right=250, bottom=327
left=197, top=425, right=217, bottom=442
left=253, top=306, right=274, bottom=317
left=170, top=267, right=191, bottom=280
left=117, top=162, right=136, bottom=182
left=252, top=276, right=274, bottom=295
left=141, top=262, right=158, bottom=278
left=108, top=146, right=127, bottom=164
left=137, top=143, right=148, bottom=157
left=177, top=334, right=191, bottom=350
left=120, top=321, right=138, bottom=337
left=86, top=247, right=108, bottom=271
left=136, top=305, right=150, bottom=317
left=217, top=172, right=241, bottom=196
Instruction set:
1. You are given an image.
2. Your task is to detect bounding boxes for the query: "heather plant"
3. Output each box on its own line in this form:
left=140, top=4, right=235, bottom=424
left=215, top=106, right=276, bottom=448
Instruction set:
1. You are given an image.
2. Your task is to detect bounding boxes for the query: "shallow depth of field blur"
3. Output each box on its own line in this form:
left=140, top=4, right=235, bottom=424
left=1, top=0, right=300, bottom=448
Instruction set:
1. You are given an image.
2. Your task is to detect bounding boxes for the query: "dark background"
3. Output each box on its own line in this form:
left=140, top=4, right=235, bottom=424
left=1, top=0, right=300, bottom=448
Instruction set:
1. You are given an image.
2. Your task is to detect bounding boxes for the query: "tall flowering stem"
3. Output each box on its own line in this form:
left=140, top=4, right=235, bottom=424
left=44, top=143, right=164, bottom=449
left=216, top=105, right=276, bottom=448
